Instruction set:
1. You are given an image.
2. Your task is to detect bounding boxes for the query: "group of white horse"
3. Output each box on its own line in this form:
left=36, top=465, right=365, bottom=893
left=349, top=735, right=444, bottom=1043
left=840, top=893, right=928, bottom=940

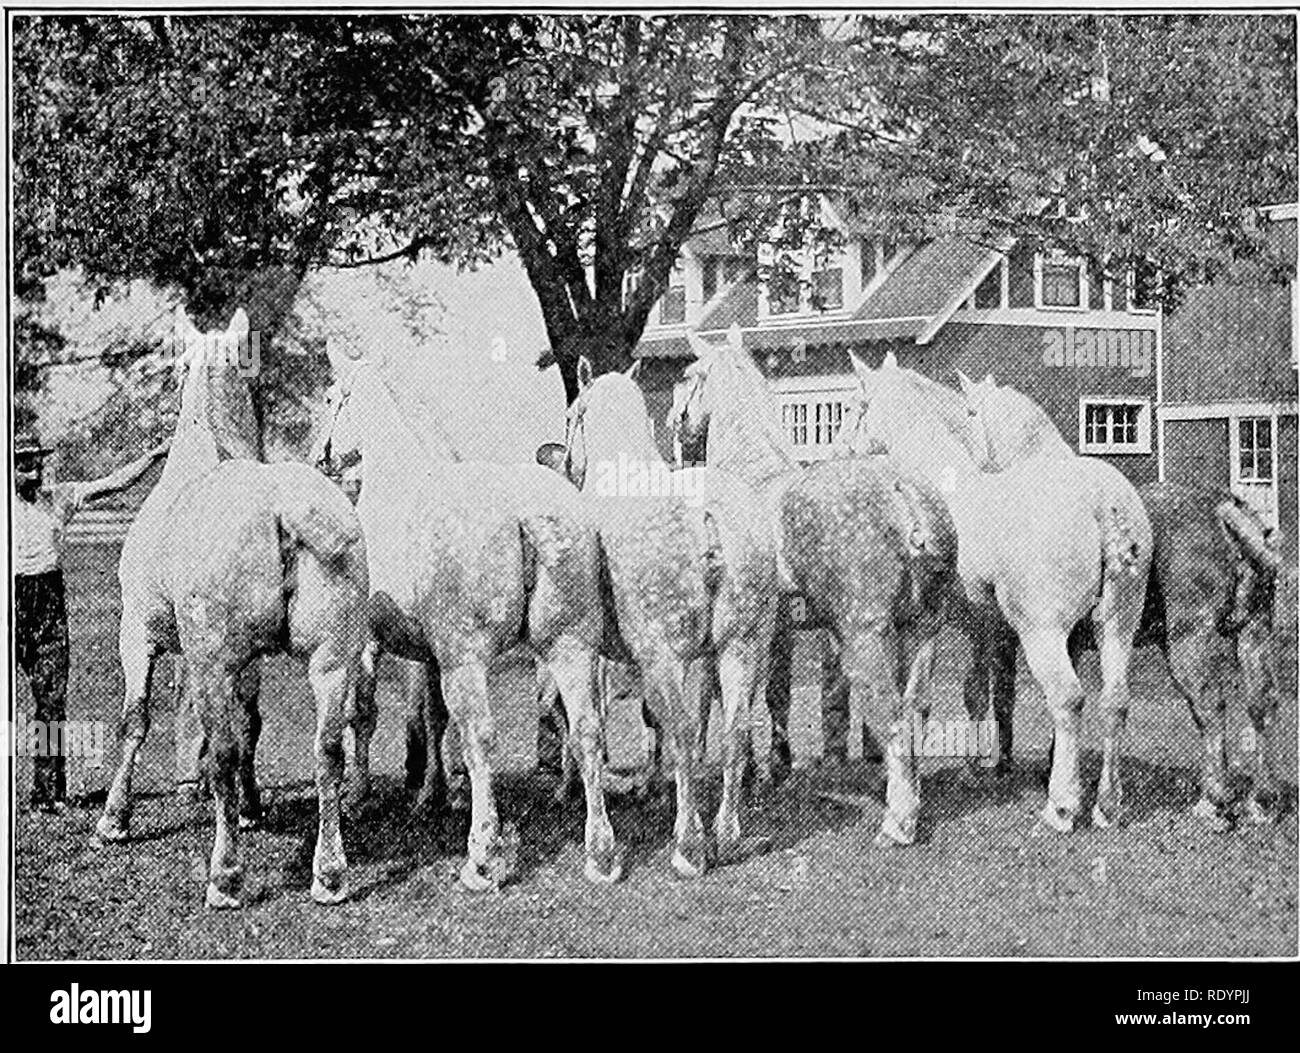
left=91, top=309, right=1282, bottom=909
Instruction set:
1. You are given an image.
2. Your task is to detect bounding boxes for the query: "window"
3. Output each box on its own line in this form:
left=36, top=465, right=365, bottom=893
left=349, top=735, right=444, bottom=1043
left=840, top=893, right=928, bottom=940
left=1078, top=398, right=1151, bottom=454
left=779, top=391, right=854, bottom=459
left=658, top=264, right=686, bottom=325
left=973, top=263, right=1004, bottom=309
left=860, top=242, right=878, bottom=290
left=1128, top=261, right=1159, bottom=313
left=1237, top=417, right=1274, bottom=483
left=767, top=271, right=801, bottom=316
left=702, top=258, right=720, bottom=303
left=1038, top=254, right=1085, bottom=308
left=811, top=267, right=844, bottom=311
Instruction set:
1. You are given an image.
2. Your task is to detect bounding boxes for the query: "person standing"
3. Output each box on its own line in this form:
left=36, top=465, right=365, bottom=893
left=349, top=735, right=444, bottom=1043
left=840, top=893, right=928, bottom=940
left=12, top=431, right=169, bottom=813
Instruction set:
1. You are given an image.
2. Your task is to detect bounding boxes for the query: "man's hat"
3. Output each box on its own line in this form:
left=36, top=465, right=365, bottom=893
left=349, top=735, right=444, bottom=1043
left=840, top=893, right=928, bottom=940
left=14, top=431, right=54, bottom=459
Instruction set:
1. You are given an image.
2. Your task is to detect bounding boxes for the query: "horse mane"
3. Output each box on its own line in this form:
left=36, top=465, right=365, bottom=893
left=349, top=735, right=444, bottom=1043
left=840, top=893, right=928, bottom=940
left=878, top=363, right=975, bottom=459
left=199, top=343, right=263, bottom=461
left=987, top=382, right=1072, bottom=462
left=703, top=335, right=794, bottom=483
left=583, top=371, right=663, bottom=464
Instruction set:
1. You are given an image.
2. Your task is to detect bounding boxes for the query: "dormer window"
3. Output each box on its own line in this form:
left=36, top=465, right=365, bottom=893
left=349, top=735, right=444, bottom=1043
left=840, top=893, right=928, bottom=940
left=767, top=270, right=801, bottom=316
left=1128, top=260, right=1159, bottom=313
left=811, top=266, right=844, bottom=311
left=658, top=263, right=687, bottom=325
left=1036, top=252, right=1087, bottom=309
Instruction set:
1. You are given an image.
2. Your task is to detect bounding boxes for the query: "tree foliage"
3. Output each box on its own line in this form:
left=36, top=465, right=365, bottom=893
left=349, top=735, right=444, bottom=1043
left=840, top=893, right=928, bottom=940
left=14, top=13, right=1296, bottom=404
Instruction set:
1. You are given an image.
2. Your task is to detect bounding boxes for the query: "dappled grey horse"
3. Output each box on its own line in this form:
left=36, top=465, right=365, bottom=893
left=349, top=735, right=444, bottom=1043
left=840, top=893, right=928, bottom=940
left=312, top=357, right=620, bottom=890
left=670, top=328, right=956, bottom=846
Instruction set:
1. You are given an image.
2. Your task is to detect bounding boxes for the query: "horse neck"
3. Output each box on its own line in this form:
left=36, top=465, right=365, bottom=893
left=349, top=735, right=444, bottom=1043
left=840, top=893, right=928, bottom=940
left=351, top=369, right=449, bottom=493
left=994, top=397, right=1075, bottom=466
left=878, top=379, right=981, bottom=489
left=705, top=351, right=796, bottom=487
left=581, top=387, right=666, bottom=486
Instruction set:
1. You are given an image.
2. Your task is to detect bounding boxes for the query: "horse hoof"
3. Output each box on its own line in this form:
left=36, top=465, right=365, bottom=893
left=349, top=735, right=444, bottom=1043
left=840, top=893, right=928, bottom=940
left=584, top=847, right=624, bottom=885
left=671, top=847, right=707, bottom=880
left=311, top=875, right=349, bottom=906
left=459, top=859, right=498, bottom=893
left=1191, top=796, right=1233, bottom=833
left=1243, top=795, right=1279, bottom=826
left=205, top=883, right=242, bottom=910
left=1038, top=802, right=1076, bottom=834
left=716, top=834, right=771, bottom=865
left=874, top=813, right=916, bottom=848
left=1091, top=801, right=1124, bottom=830
left=93, top=815, right=129, bottom=845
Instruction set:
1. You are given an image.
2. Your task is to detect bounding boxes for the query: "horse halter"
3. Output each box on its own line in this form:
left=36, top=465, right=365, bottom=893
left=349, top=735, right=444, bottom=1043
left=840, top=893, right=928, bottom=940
left=317, top=384, right=353, bottom=477
left=562, top=390, right=590, bottom=488
left=670, top=365, right=709, bottom=449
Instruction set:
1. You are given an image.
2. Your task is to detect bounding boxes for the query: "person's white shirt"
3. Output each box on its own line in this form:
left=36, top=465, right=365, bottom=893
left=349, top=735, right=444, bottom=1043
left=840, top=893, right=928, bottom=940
left=12, top=483, right=89, bottom=577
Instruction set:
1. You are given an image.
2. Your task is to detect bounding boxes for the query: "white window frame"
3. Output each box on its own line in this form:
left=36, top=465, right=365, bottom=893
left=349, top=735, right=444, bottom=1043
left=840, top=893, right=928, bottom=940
left=1035, top=251, right=1088, bottom=312
left=1077, top=396, right=1152, bottom=455
left=759, top=249, right=852, bottom=321
left=1126, top=262, right=1160, bottom=315
left=1230, top=413, right=1280, bottom=530
left=772, top=378, right=858, bottom=461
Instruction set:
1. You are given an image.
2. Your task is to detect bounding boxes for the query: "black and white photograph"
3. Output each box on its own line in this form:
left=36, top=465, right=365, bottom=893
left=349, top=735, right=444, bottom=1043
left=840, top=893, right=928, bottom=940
left=3, top=2, right=1296, bottom=1000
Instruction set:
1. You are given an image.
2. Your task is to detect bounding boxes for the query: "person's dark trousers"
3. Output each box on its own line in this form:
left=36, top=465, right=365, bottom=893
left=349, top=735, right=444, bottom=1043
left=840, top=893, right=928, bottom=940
left=15, top=570, right=70, bottom=807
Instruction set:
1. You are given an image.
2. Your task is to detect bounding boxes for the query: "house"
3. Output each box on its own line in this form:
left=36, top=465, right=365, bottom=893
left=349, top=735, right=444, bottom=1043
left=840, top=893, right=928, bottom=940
left=1160, top=203, right=1296, bottom=551
left=633, top=198, right=1294, bottom=553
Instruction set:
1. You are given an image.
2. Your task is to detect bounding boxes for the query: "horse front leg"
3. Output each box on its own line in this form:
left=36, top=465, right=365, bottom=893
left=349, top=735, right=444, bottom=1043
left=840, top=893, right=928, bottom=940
left=1170, top=633, right=1233, bottom=831
left=94, top=619, right=157, bottom=844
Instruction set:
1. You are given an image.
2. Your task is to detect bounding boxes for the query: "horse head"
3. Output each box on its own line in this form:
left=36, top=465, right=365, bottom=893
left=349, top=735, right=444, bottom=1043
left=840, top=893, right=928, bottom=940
left=170, top=306, right=262, bottom=465
left=958, top=371, right=1071, bottom=471
left=564, top=356, right=655, bottom=490
left=670, top=330, right=717, bottom=453
left=838, top=352, right=896, bottom=457
left=310, top=364, right=361, bottom=478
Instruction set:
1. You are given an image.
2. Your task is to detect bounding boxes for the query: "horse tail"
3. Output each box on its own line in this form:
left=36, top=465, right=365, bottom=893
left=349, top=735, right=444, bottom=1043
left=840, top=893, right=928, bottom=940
left=1215, top=496, right=1282, bottom=632
left=1098, top=501, right=1144, bottom=580
left=264, top=461, right=363, bottom=561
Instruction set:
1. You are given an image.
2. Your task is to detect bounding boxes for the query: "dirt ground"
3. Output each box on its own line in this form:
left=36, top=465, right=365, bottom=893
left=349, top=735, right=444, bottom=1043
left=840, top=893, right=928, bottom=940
left=11, top=542, right=1298, bottom=959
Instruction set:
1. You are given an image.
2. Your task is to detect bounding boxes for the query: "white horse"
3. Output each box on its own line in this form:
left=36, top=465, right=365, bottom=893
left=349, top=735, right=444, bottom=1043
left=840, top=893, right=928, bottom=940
left=97, top=309, right=370, bottom=907
left=842, top=354, right=1153, bottom=833
left=312, top=358, right=620, bottom=890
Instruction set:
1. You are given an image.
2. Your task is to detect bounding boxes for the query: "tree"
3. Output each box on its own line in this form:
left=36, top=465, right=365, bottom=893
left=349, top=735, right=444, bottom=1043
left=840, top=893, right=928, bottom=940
left=14, top=14, right=1296, bottom=405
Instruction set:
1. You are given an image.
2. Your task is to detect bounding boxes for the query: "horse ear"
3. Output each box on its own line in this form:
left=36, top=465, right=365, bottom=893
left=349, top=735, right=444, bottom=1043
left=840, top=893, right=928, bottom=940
left=726, top=323, right=743, bottom=351
left=577, top=355, right=595, bottom=391
left=685, top=330, right=710, bottom=361
left=848, top=351, right=873, bottom=388
left=227, top=308, right=250, bottom=338
left=881, top=350, right=899, bottom=370
left=956, top=369, right=975, bottom=398
left=626, top=359, right=643, bottom=383
left=984, top=372, right=995, bottom=386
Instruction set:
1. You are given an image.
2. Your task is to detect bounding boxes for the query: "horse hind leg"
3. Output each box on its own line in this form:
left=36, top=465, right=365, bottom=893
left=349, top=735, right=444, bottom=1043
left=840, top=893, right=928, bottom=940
left=443, top=660, right=510, bottom=892
left=644, top=657, right=707, bottom=878
left=1090, top=615, right=1137, bottom=830
left=845, top=629, right=919, bottom=847
left=545, top=637, right=622, bottom=883
left=198, top=664, right=246, bottom=909
left=714, top=635, right=768, bottom=864
left=235, top=661, right=263, bottom=829
left=345, top=641, right=380, bottom=811
left=1169, top=635, right=1232, bottom=832
left=306, top=644, right=352, bottom=905
left=1020, top=628, right=1085, bottom=833
left=94, top=619, right=157, bottom=844
left=1239, top=616, right=1281, bottom=824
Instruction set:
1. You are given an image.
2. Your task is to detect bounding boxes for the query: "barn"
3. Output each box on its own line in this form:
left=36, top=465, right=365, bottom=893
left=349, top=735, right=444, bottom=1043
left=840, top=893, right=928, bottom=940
left=633, top=198, right=1296, bottom=556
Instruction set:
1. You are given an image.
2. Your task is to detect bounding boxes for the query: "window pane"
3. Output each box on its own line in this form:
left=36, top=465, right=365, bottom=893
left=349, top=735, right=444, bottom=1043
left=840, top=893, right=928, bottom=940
left=812, top=268, right=843, bottom=310
left=702, top=258, right=719, bottom=303
left=974, top=266, right=1002, bottom=309
left=860, top=243, right=878, bottom=289
left=768, top=273, right=800, bottom=315
left=1042, top=263, right=1081, bottom=307
left=659, top=285, right=686, bottom=324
